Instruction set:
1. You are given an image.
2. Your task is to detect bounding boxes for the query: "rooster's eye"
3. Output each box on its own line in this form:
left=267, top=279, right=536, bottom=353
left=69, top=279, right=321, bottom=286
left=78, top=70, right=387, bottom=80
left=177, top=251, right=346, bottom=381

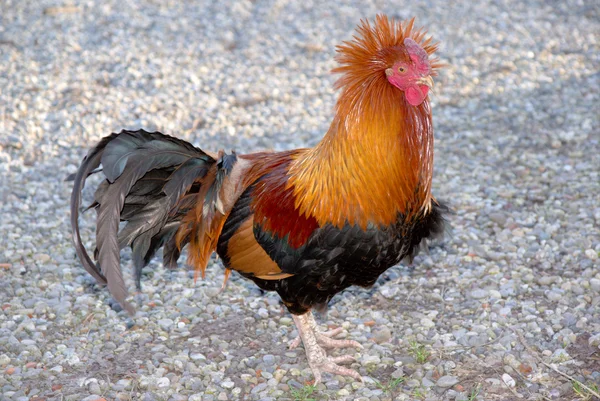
left=398, top=66, right=406, bottom=73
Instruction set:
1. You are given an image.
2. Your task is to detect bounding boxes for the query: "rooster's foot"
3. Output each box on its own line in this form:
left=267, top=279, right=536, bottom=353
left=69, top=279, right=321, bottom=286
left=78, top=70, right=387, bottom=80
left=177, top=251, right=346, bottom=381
left=289, top=318, right=363, bottom=350
left=292, top=312, right=363, bottom=384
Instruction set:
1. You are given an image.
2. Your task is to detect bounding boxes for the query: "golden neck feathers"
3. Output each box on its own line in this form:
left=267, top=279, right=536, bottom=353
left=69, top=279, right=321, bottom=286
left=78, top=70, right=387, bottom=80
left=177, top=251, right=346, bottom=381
left=288, top=15, right=441, bottom=229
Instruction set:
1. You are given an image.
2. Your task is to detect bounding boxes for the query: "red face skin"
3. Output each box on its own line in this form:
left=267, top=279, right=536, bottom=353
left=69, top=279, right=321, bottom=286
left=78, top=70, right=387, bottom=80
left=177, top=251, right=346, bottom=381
left=386, top=38, right=433, bottom=106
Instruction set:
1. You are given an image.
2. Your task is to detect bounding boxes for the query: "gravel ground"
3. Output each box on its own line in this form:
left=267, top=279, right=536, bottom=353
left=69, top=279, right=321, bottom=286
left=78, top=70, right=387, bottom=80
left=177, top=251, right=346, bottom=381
left=1, top=0, right=599, bottom=400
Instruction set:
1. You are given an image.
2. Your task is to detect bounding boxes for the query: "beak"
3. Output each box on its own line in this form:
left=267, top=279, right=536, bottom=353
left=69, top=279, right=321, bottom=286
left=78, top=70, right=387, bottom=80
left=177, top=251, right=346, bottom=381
left=417, top=75, right=434, bottom=89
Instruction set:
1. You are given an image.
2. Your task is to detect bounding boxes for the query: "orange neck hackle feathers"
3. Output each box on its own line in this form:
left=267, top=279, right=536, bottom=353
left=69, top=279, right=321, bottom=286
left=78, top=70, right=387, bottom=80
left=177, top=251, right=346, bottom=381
left=288, top=15, right=441, bottom=229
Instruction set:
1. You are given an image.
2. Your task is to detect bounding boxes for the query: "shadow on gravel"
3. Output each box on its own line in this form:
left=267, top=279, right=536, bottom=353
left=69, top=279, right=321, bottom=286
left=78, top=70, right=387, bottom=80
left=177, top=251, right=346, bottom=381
left=567, top=333, right=600, bottom=374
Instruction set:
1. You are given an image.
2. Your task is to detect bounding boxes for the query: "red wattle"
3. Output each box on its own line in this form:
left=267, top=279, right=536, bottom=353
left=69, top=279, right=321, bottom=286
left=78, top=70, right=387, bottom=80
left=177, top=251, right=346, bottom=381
left=405, top=85, right=429, bottom=106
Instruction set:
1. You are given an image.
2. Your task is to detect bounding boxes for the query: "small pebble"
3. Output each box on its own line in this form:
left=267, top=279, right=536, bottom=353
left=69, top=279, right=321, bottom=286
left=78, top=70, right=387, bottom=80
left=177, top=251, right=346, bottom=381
left=436, top=376, right=459, bottom=388
left=502, top=373, right=516, bottom=388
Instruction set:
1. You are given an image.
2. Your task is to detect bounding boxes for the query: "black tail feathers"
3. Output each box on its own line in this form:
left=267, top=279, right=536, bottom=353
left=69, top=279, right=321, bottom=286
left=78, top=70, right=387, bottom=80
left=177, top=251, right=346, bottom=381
left=70, top=129, right=216, bottom=314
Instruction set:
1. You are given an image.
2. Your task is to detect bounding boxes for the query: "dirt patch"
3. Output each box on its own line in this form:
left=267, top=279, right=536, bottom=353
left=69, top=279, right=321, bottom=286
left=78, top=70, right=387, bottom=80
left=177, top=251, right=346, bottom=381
left=568, top=332, right=600, bottom=374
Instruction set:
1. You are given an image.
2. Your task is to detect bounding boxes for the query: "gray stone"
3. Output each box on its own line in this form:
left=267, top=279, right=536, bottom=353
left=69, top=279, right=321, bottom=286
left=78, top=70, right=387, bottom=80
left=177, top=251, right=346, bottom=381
left=221, top=380, right=235, bottom=389
left=373, top=326, right=392, bottom=343
left=436, top=376, right=459, bottom=388
left=0, top=355, right=10, bottom=367
left=262, top=354, right=276, bottom=366
left=470, top=289, right=489, bottom=299
left=158, top=319, right=174, bottom=330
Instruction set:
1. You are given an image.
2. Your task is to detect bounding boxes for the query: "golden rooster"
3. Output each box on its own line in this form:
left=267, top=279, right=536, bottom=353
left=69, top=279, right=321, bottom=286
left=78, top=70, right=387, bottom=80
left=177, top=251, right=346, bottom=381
left=71, top=15, right=446, bottom=383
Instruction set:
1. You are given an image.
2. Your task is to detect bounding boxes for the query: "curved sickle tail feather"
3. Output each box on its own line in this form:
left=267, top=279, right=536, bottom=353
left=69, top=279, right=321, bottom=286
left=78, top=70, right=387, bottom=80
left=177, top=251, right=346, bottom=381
left=70, top=129, right=230, bottom=314
left=70, top=133, right=119, bottom=286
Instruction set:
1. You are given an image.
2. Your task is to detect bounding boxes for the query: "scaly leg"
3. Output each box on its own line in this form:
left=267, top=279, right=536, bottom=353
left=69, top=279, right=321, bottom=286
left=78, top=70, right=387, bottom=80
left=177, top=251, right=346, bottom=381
left=289, top=312, right=363, bottom=350
left=291, top=312, right=363, bottom=384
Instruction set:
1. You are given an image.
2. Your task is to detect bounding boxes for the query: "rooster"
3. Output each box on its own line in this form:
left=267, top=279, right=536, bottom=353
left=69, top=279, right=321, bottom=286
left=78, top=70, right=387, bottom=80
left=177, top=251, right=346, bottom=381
left=70, top=15, right=446, bottom=383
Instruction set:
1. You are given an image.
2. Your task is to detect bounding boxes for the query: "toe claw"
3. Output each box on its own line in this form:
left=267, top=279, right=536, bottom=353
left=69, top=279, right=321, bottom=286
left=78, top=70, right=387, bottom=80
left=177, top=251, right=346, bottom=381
left=322, top=327, right=344, bottom=337
left=313, top=371, right=322, bottom=386
left=317, top=335, right=364, bottom=350
left=330, top=355, right=355, bottom=364
left=319, top=360, right=362, bottom=381
left=288, top=336, right=302, bottom=349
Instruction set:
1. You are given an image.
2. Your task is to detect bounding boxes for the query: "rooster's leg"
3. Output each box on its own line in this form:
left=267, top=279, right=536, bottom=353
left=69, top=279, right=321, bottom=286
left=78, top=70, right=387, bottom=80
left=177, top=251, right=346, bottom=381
left=292, top=312, right=363, bottom=384
left=289, top=312, right=363, bottom=350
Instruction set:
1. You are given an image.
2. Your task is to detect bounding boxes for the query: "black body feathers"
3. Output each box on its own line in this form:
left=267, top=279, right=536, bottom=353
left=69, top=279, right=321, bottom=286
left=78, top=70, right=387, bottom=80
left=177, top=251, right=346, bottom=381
left=218, top=185, right=447, bottom=314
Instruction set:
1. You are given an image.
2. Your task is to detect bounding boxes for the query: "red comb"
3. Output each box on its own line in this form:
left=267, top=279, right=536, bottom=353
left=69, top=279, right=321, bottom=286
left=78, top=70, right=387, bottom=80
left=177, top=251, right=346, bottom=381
left=404, top=38, right=431, bottom=74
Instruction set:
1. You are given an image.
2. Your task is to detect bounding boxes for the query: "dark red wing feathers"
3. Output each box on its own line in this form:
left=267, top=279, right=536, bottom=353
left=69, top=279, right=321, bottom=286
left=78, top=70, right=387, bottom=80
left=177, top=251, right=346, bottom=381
left=244, top=152, right=319, bottom=249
